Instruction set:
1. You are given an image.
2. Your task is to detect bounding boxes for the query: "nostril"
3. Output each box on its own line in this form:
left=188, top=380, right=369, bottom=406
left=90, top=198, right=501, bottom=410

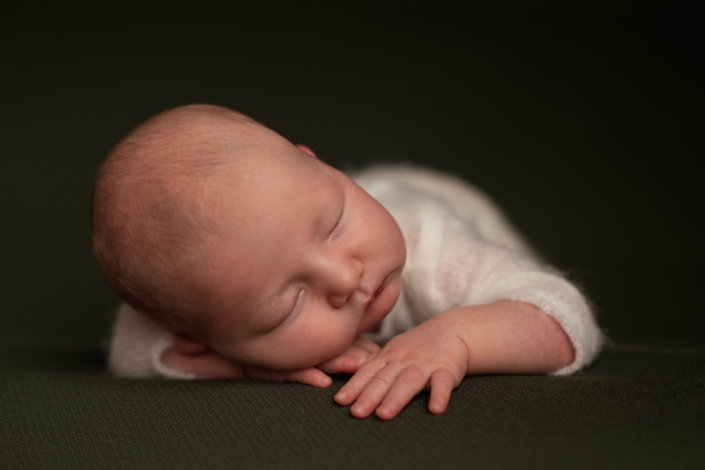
left=329, top=294, right=347, bottom=309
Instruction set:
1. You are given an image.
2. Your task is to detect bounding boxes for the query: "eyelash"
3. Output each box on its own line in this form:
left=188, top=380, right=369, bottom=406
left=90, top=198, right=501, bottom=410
left=286, top=288, right=305, bottom=320
left=329, top=204, right=345, bottom=238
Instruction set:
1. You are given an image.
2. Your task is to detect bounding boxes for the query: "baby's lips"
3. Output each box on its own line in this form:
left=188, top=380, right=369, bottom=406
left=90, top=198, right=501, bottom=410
left=374, top=277, right=388, bottom=298
left=364, top=276, right=388, bottom=309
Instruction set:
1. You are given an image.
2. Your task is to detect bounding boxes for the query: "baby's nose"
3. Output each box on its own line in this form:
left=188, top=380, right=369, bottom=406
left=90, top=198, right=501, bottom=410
left=327, top=258, right=363, bottom=308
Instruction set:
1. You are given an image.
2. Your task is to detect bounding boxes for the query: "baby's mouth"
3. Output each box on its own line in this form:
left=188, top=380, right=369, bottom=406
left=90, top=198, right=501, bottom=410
left=374, top=277, right=387, bottom=299
left=363, top=276, right=388, bottom=310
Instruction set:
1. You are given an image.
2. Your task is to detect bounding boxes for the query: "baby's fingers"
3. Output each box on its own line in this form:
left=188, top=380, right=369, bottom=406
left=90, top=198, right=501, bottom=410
left=284, top=368, right=332, bottom=388
left=348, top=364, right=416, bottom=418
left=428, top=368, right=456, bottom=414
left=334, top=360, right=386, bottom=406
left=350, top=336, right=381, bottom=355
left=317, top=354, right=366, bottom=375
left=375, top=365, right=429, bottom=420
left=317, top=338, right=381, bottom=375
left=244, top=366, right=331, bottom=388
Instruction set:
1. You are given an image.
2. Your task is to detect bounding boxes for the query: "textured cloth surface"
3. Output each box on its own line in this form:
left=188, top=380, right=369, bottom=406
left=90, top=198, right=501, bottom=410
left=2, top=347, right=704, bottom=470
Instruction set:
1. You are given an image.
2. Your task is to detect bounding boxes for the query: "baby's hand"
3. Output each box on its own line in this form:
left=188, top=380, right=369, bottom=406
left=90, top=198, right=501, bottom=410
left=316, top=336, right=381, bottom=375
left=333, top=315, right=468, bottom=420
left=243, top=336, right=380, bottom=386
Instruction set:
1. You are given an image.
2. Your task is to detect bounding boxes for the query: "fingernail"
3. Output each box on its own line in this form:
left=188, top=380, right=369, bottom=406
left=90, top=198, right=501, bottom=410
left=377, top=404, right=393, bottom=417
left=320, top=376, right=331, bottom=387
left=351, top=403, right=364, bottom=415
left=335, top=391, right=347, bottom=400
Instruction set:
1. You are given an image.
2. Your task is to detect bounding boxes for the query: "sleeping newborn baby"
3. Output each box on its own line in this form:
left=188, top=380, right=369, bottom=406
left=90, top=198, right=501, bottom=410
left=92, top=104, right=603, bottom=420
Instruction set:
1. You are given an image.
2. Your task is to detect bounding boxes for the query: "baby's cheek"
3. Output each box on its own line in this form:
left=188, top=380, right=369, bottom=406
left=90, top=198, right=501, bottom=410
left=236, top=317, right=358, bottom=370
left=300, top=324, right=356, bottom=366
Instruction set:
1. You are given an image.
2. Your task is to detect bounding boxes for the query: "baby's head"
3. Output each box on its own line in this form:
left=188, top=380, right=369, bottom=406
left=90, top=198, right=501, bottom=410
left=92, top=105, right=406, bottom=370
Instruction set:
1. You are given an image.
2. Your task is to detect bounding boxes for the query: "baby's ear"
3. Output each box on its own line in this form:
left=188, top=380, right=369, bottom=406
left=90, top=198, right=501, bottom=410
left=296, top=144, right=317, bottom=158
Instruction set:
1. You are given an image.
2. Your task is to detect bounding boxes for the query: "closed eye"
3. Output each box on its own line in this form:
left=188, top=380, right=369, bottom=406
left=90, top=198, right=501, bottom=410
left=280, top=288, right=305, bottom=327
left=329, top=199, right=345, bottom=239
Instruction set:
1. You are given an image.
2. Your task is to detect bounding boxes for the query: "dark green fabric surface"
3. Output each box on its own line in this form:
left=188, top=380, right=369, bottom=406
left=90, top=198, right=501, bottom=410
left=2, top=347, right=704, bottom=470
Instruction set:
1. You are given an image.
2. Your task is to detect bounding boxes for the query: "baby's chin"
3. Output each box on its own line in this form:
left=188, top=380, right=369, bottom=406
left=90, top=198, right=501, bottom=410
left=234, top=338, right=354, bottom=372
left=298, top=341, right=357, bottom=370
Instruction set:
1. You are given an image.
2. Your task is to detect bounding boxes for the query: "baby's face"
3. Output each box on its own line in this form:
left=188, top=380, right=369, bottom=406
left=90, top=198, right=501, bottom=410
left=199, top=145, right=406, bottom=370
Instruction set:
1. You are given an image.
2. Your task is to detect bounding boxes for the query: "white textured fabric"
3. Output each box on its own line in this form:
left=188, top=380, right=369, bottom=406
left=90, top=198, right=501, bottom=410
left=108, top=303, right=198, bottom=379
left=108, top=164, right=603, bottom=378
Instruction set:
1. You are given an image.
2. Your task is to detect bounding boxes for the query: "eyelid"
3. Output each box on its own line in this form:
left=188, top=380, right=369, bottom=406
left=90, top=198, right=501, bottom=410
left=329, top=198, right=345, bottom=239
left=281, top=288, right=305, bottom=326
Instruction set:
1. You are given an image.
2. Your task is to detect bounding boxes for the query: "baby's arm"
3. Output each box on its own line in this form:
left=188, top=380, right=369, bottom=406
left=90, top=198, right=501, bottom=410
left=333, top=199, right=601, bottom=419
left=334, top=300, right=573, bottom=420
